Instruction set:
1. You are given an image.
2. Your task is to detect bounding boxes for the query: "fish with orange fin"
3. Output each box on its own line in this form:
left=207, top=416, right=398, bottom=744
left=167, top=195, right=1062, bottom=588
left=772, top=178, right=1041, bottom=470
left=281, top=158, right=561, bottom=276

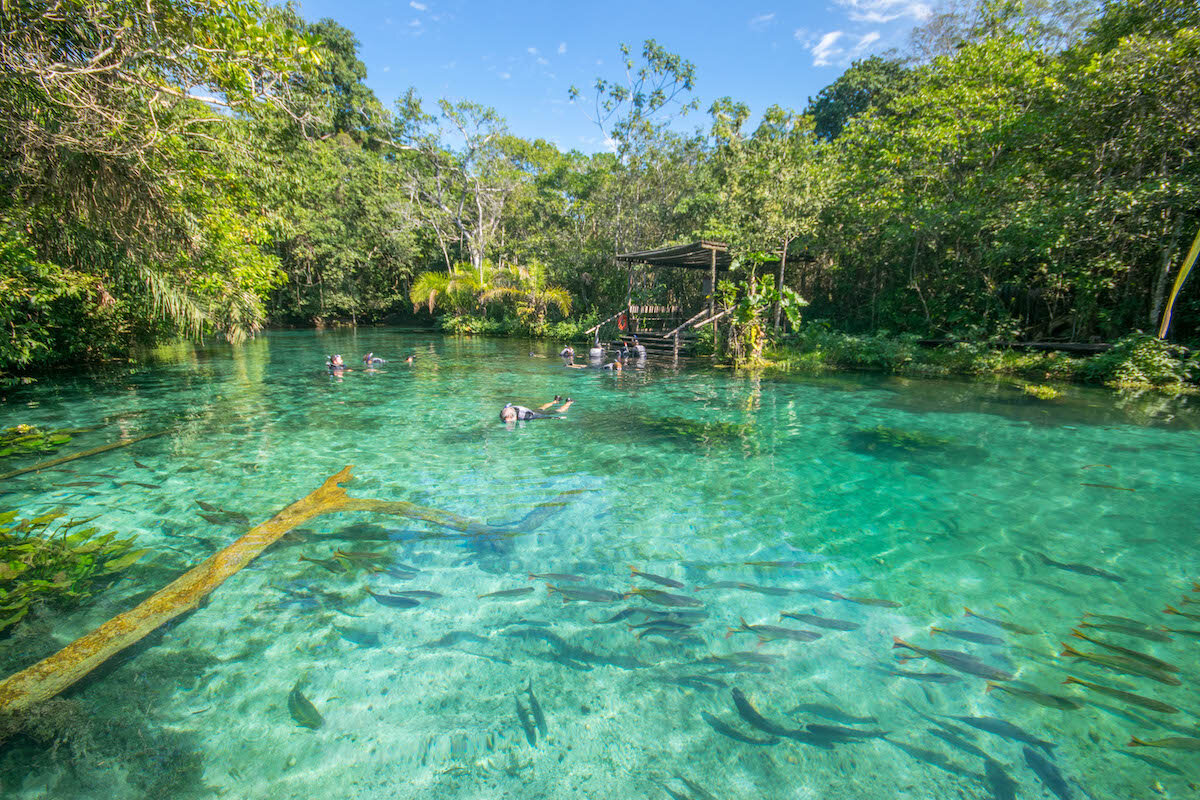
left=1164, top=605, right=1200, bottom=623
left=1063, top=677, right=1178, bottom=714
left=1129, top=736, right=1200, bottom=751
left=985, top=682, right=1083, bottom=711
left=1058, top=643, right=1181, bottom=685
left=1069, top=629, right=1179, bottom=673
left=892, top=637, right=1013, bottom=681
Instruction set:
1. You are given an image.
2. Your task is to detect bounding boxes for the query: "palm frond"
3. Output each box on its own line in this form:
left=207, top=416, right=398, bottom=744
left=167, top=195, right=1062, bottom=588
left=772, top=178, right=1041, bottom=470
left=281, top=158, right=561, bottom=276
left=136, top=264, right=207, bottom=338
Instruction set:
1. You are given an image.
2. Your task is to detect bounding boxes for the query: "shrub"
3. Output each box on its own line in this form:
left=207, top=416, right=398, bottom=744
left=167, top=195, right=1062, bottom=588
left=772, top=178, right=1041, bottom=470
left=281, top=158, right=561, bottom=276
left=1080, top=334, right=1196, bottom=387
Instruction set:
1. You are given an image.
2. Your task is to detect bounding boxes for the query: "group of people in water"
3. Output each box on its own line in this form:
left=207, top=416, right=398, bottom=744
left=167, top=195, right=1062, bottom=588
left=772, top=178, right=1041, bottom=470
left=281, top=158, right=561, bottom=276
left=326, top=352, right=415, bottom=374
left=559, top=334, right=646, bottom=371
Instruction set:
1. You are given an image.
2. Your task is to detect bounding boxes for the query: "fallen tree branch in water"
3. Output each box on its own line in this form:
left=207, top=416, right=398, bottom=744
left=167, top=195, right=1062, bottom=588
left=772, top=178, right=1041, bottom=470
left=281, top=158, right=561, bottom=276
left=0, top=466, right=511, bottom=714
left=0, top=430, right=170, bottom=482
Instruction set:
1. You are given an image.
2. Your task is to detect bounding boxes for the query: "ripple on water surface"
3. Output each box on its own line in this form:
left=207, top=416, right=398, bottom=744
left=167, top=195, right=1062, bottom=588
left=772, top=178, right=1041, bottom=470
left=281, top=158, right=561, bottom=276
left=1, top=330, right=1198, bottom=799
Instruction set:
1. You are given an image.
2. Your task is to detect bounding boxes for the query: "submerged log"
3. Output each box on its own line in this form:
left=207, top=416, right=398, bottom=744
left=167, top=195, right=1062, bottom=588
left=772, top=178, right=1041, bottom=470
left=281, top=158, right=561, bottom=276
left=0, top=430, right=170, bottom=482
left=0, top=466, right=510, bottom=714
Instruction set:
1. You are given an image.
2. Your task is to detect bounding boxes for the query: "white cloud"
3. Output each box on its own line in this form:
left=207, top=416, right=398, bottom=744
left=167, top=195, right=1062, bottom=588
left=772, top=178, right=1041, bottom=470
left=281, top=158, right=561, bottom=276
left=499, top=72, right=511, bottom=80
left=793, top=27, right=817, bottom=47
left=537, top=56, right=549, bottom=65
left=382, top=65, right=391, bottom=73
left=557, top=42, right=567, bottom=55
left=603, top=137, right=618, bottom=153
left=749, top=12, right=775, bottom=30
left=409, top=19, right=421, bottom=27
left=835, top=0, right=931, bottom=24
left=409, top=1, right=427, bottom=10
left=527, top=46, right=539, bottom=56
left=810, top=31, right=844, bottom=66
left=853, top=31, right=881, bottom=53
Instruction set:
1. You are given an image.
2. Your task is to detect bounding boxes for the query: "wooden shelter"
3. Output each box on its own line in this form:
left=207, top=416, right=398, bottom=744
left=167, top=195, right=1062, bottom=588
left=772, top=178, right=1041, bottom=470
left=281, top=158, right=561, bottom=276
left=585, top=241, right=736, bottom=358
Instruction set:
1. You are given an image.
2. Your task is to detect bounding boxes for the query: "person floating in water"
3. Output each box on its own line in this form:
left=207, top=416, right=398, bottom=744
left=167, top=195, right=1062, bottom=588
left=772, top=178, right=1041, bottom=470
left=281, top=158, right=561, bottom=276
left=602, top=355, right=624, bottom=371
left=539, top=395, right=563, bottom=410
left=362, top=352, right=386, bottom=365
left=588, top=335, right=604, bottom=360
left=327, top=354, right=346, bottom=370
left=560, top=344, right=576, bottom=366
left=404, top=354, right=415, bottom=363
left=500, top=403, right=561, bottom=422
left=631, top=336, right=646, bottom=358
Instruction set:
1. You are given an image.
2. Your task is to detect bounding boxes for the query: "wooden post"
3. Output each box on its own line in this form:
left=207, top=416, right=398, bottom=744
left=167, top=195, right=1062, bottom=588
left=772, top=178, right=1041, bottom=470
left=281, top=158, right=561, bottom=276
left=709, top=246, right=717, bottom=336
left=673, top=331, right=680, bottom=361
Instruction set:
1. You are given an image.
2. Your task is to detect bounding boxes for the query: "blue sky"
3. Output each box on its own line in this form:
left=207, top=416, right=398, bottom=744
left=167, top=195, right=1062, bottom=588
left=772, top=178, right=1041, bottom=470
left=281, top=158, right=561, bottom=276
left=293, top=0, right=934, bottom=152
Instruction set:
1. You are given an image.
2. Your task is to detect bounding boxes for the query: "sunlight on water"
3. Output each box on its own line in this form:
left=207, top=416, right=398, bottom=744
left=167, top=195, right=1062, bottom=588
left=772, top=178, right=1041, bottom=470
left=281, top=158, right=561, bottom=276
left=1, top=330, right=1198, bottom=799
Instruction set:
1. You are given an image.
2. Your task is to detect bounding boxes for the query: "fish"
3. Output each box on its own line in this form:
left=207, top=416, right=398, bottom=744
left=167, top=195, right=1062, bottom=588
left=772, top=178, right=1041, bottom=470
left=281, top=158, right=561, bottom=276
left=390, top=590, right=442, bottom=599
left=1163, top=605, right=1200, bottom=623
left=927, top=727, right=989, bottom=760
left=629, top=567, right=685, bottom=588
left=1077, top=621, right=1172, bottom=643
left=630, top=619, right=692, bottom=631
left=299, top=555, right=348, bottom=574
left=986, top=682, right=1083, bottom=711
left=659, top=784, right=690, bottom=800
left=1116, top=750, right=1187, bottom=776
left=529, top=572, right=586, bottom=582
left=744, top=560, right=819, bottom=569
left=984, top=759, right=1018, bottom=800
left=698, top=652, right=782, bottom=668
left=119, top=481, right=161, bottom=489
left=1162, top=627, right=1200, bottom=638
left=623, top=588, right=704, bottom=607
left=526, top=680, right=548, bottom=738
left=780, top=612, right=860, bottom=631
left=196, top=500, right=222, bottom=512
left=334, top=626, right=380, bottom=647
left=789, top=703, right=878, bottom=725
left=963, top=607, right=1037, bottom=635
left=878, top=668, right=962, bottom=684
left=54, top=480, right=101, bottom=488
left=548, top=585, right=622, bottom=603
left=806, top=723, right=887, bottom=742
left=515, top=695, right=537, bottom=746
left=930, top=627, right=1004, bottom=646
left=798, top=588, right=842, bottom=601
left=478, top=587, right=535, bottom=599
left=287, top=683, right=323, bottom=729
left=1059, top=643, right=1182, bottom=685
left=837, top=594, right=901, bottom=608
left=728, top=618, right=821, bottom=644
left=365, top=589, right=420, bottom=608
left=592, top=607, right=645, bottom=624
left=730, top=688, right=815, bottom=743
left=892, top=638, right=1014, bottom=681
left=700, top=711, right=779, bottom=745
left=421, top=631, right=490, bottom=648
left=1080, top=483, right=1134, bottom=492
left=946, top=715, right=1056, bottom=753
left=889, top=740, right=982, bottom=781
left=1128, top=736, right=1200, bottom=751
left=1069, top=629, right=1180, bottom=672
left=198, top=512, right=227, bottom=525
left=133, top=460, right=150, bottom=469
left=730, top=582, right=794, bottom=596
left=1037, top=552, right=1124, bottom=582
left=1063, top=677, right=1179, bottom=714
left=1023, top=746, right=1074, bottom=800
left=1083, top=612, right=1153, bottom=628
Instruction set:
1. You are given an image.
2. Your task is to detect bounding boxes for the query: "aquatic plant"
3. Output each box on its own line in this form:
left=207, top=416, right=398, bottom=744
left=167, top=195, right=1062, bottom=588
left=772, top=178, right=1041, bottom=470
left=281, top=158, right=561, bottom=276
left=0, top=425, right=74, bottom=458
left=849, top=426, right=953, bottom=453
left=1020, top=383, right=1061, bottom=400
left=0, top=510, right=147, bottom=633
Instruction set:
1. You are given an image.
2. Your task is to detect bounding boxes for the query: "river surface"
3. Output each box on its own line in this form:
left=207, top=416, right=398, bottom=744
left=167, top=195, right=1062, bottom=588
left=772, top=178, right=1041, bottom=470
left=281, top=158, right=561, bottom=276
left=1, top=330, right=1198, bottom=800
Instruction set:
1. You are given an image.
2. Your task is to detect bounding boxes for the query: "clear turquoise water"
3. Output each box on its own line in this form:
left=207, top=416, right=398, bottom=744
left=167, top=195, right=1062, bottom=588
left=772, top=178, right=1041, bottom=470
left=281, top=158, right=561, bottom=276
left=1, top=330, right=1198, bottom=799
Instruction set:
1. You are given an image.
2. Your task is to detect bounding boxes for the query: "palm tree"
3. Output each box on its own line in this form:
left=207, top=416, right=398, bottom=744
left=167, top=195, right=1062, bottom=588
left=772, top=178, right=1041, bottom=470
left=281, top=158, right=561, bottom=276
left=478, top=260, right=571, bottom=332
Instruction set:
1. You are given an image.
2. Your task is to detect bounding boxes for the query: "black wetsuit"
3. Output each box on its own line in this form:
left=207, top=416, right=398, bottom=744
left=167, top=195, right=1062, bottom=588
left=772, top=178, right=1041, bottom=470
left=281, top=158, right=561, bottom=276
left=501, top=405, right=555, bottom=421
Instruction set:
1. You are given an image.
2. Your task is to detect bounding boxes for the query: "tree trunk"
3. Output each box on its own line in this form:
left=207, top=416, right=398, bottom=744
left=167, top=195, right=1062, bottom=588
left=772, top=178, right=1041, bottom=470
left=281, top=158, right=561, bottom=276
left=1150, top=216, right=1183, bottom=328
left=773, top=236, right=791, bottom=331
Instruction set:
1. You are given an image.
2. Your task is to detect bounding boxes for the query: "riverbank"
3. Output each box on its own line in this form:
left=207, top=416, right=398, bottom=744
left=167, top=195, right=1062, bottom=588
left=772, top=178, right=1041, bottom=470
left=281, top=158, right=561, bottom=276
left=756, top=327, right=1198, bottom=394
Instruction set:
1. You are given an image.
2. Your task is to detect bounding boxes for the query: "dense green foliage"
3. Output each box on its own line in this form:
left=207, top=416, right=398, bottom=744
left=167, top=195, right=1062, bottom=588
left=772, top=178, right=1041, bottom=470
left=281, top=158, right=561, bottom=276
left=1, top=0, right=1196, bottom=389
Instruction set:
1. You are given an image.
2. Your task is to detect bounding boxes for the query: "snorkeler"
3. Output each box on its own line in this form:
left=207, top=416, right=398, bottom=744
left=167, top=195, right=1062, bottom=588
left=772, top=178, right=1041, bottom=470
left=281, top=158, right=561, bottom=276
left=327, top=354, right=346, bottom=370
left=588, top=335, right=603, bottom=360
left=539, top=395, right=563, bottom=410
left=560, top=344, right=576, bottom=365
left=602, top=356, right=623, bottom=372
left=404, top=354, right=415, bottom=363
left=631, top=336, right=646, bottom=358
left=500, top=403, right=560, bottom=422
left=362, top=352, right=386, bottom=365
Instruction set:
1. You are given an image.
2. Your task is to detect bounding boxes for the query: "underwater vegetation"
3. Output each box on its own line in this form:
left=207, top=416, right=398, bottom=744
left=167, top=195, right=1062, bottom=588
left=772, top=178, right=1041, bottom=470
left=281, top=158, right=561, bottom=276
left=0, top=510, right=147, bottom=633
left=0, top=426, right=76, bottom=459
left=846, top=425, right=987, bottom=467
